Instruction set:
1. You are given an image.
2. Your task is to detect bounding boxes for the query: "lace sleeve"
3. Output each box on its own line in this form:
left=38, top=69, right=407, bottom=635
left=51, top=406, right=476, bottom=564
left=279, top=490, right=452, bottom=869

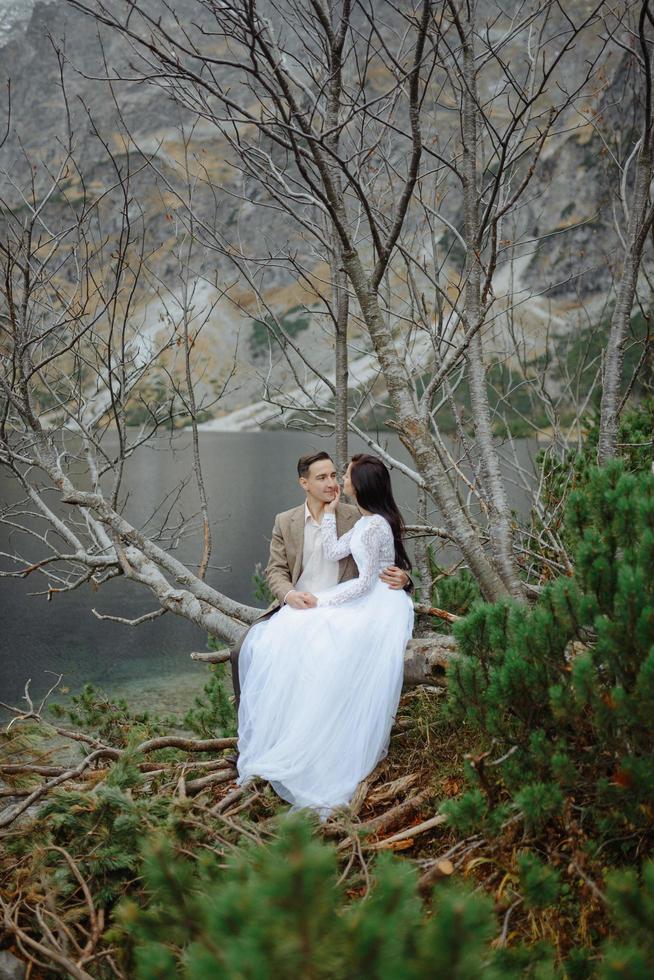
left=317, top=516, right=385, bottom=607
left=319, top=512, right=355, bottom=561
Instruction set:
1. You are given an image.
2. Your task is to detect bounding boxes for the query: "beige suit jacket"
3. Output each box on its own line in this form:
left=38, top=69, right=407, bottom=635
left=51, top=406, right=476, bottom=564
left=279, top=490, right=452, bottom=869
left=263, top=500, right=361, bottom=615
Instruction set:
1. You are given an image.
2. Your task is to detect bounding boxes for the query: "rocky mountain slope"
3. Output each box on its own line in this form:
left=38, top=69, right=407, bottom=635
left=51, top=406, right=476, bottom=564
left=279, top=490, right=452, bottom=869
left=0, top=1, right=642, bottom=430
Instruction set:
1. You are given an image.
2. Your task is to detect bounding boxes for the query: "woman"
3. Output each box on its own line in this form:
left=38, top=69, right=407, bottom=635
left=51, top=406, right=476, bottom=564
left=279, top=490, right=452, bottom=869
left=235, top=453, right=414, bottom=822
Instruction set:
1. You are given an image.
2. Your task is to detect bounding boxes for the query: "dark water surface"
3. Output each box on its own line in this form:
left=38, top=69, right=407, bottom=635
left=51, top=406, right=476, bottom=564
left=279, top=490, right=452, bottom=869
left=0, top=430, right=539, bottom=716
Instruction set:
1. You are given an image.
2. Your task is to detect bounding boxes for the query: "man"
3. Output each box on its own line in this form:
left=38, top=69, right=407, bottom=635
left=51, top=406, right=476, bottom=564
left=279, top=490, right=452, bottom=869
left=229, top=450, right=412, bottom=708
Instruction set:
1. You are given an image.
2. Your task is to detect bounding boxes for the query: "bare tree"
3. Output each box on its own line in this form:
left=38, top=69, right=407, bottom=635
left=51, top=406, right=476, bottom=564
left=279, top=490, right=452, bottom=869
left=598, top=0, right=654, bottom=462
left=0, top=50, right=259, bottom=647
left=62, top=0, right=621, bottom=601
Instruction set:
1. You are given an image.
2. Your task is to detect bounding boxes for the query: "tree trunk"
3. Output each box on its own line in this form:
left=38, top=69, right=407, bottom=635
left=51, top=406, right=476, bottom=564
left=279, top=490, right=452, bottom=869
left=598, top=151, right=654, bottom=463
left=326, top=4, right=349, bottom=477
left=599, top=4, right=654, bottom=463
left=332, top=233, right=349, bottom=476
left=460, top=16, right=524, bottom=600
left=342, top=245, right=511, bottom=602
left=413, top=487, right=433, bottom=603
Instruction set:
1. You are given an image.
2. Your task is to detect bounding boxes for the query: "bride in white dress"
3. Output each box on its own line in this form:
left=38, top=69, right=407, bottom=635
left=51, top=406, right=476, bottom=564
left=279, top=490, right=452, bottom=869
left=235, top=453, right=415, bottom=822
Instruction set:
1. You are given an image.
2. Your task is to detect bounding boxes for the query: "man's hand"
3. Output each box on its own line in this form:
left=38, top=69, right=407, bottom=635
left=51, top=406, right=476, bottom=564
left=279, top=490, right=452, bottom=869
left=380, top=566, right=410, bottom=590
left=286, top=590, right=318, bottom=609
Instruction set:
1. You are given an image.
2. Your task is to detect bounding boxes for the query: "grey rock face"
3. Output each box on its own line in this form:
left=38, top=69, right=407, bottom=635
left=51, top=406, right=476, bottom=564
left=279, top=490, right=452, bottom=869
left=0, top=0, right=57, bottom=45
left=0, top=1, right=642, bottom=425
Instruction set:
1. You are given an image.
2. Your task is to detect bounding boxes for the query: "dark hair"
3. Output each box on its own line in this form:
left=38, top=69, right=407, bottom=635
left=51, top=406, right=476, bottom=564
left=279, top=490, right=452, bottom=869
left=297, top=450, right=333, bottom=479
left=349, top=453, right=412, bottom=573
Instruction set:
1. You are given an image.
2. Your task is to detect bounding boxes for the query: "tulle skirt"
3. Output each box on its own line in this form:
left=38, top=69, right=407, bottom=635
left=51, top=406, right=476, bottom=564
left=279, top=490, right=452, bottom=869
left=235, top=579, right=414, bottom=822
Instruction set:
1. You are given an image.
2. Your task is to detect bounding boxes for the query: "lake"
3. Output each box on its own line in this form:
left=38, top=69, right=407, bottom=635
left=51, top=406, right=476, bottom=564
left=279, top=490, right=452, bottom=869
left=0, top=430, right=540, bottom=718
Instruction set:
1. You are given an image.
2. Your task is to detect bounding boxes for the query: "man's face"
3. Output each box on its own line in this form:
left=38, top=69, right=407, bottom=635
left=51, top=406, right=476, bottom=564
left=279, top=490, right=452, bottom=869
left=300, top=458, right=339, bottom=505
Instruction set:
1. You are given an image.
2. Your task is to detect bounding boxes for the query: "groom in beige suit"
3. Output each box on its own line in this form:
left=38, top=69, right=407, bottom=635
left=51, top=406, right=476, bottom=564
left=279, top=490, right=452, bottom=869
left=229, top=450, right=411, bottom=708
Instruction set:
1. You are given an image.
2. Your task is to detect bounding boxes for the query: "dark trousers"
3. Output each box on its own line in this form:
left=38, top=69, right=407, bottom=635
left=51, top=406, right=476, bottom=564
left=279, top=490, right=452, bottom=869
left=229, top=633, right=245, bottom=711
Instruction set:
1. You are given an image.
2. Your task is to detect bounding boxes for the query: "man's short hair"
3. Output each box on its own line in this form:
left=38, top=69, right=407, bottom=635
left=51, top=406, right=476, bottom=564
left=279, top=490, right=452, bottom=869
left=297, top=451, right=333, bottom=479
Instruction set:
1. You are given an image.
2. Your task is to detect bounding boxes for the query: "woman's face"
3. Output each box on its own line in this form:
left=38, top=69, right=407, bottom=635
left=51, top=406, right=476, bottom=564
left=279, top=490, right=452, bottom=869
left=343, top=461, right=355, bottom=499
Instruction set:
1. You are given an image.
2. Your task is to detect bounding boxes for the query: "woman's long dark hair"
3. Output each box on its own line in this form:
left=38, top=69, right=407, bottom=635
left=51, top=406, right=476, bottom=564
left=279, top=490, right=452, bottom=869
left=349, top=454, right=412, bottom=573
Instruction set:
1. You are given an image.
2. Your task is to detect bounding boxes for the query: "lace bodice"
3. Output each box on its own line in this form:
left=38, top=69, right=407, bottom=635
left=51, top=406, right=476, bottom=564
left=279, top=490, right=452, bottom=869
left=316, top=513, right=396, bottom=607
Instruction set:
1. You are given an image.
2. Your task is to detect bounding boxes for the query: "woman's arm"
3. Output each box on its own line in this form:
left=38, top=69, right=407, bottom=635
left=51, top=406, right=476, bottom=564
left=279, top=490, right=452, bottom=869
left=317, top=516, right=385, bottom=607
left=320, top=512, right=356, bottom=561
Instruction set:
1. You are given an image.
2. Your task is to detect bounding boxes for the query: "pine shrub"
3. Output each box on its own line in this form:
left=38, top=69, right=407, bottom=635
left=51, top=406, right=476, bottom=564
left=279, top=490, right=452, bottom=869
left=599, top=860, right=654, bottom=978
left=446, top=458, right=654, bottom=860
left=182, top=662, right=236, bottom=739
left=48, top=682, right=177, bottom=746
left=114, top=809, right=538, bottom=979
left=115, top=809, right=654, bottom=977
left=534, top=398, right=653, bottom=550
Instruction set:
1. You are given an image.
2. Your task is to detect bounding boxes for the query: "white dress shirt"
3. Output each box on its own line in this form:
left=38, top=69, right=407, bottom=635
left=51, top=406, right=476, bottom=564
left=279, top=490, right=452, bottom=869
left=284, top=501, right=341, bottom=602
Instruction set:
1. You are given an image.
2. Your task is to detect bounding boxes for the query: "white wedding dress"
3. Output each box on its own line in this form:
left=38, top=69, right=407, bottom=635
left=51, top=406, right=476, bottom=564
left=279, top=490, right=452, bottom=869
left=235, top=512, right=415, bottom=822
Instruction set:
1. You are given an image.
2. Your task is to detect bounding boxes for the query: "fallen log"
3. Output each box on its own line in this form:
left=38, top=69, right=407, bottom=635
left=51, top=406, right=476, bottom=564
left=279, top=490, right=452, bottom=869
left=357, top=787, right=433, bottom=838
left=413, top=604, right=461, bottom=623
left=366, top=813, right=448, bottom=851
left=192, top=635, right=460, bottom=687
left=328, top=787, right=433, bottom=852
left=185, top=768, right=238, bottom=794
left=402, top=635, right=460, bottom=686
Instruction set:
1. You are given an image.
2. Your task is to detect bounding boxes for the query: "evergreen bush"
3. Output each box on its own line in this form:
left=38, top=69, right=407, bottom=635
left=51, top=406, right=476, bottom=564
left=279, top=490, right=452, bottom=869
left=114, top=810, right=540, bottom=979
left=446, top=457, right=654, bottom=892
left=182, top=662, right=236, bottom=739
left=599, top=860, right=654, bottom=978
left=112, top=806, right=654, bottom=978
left=49, top=682, right=178, bottom=746
left=534, top=398, right=653, bottom=550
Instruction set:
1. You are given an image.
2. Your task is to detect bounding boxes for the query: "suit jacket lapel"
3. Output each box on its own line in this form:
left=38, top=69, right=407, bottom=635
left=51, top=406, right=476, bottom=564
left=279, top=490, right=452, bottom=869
left=290, top=504, right=305, bottom=584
